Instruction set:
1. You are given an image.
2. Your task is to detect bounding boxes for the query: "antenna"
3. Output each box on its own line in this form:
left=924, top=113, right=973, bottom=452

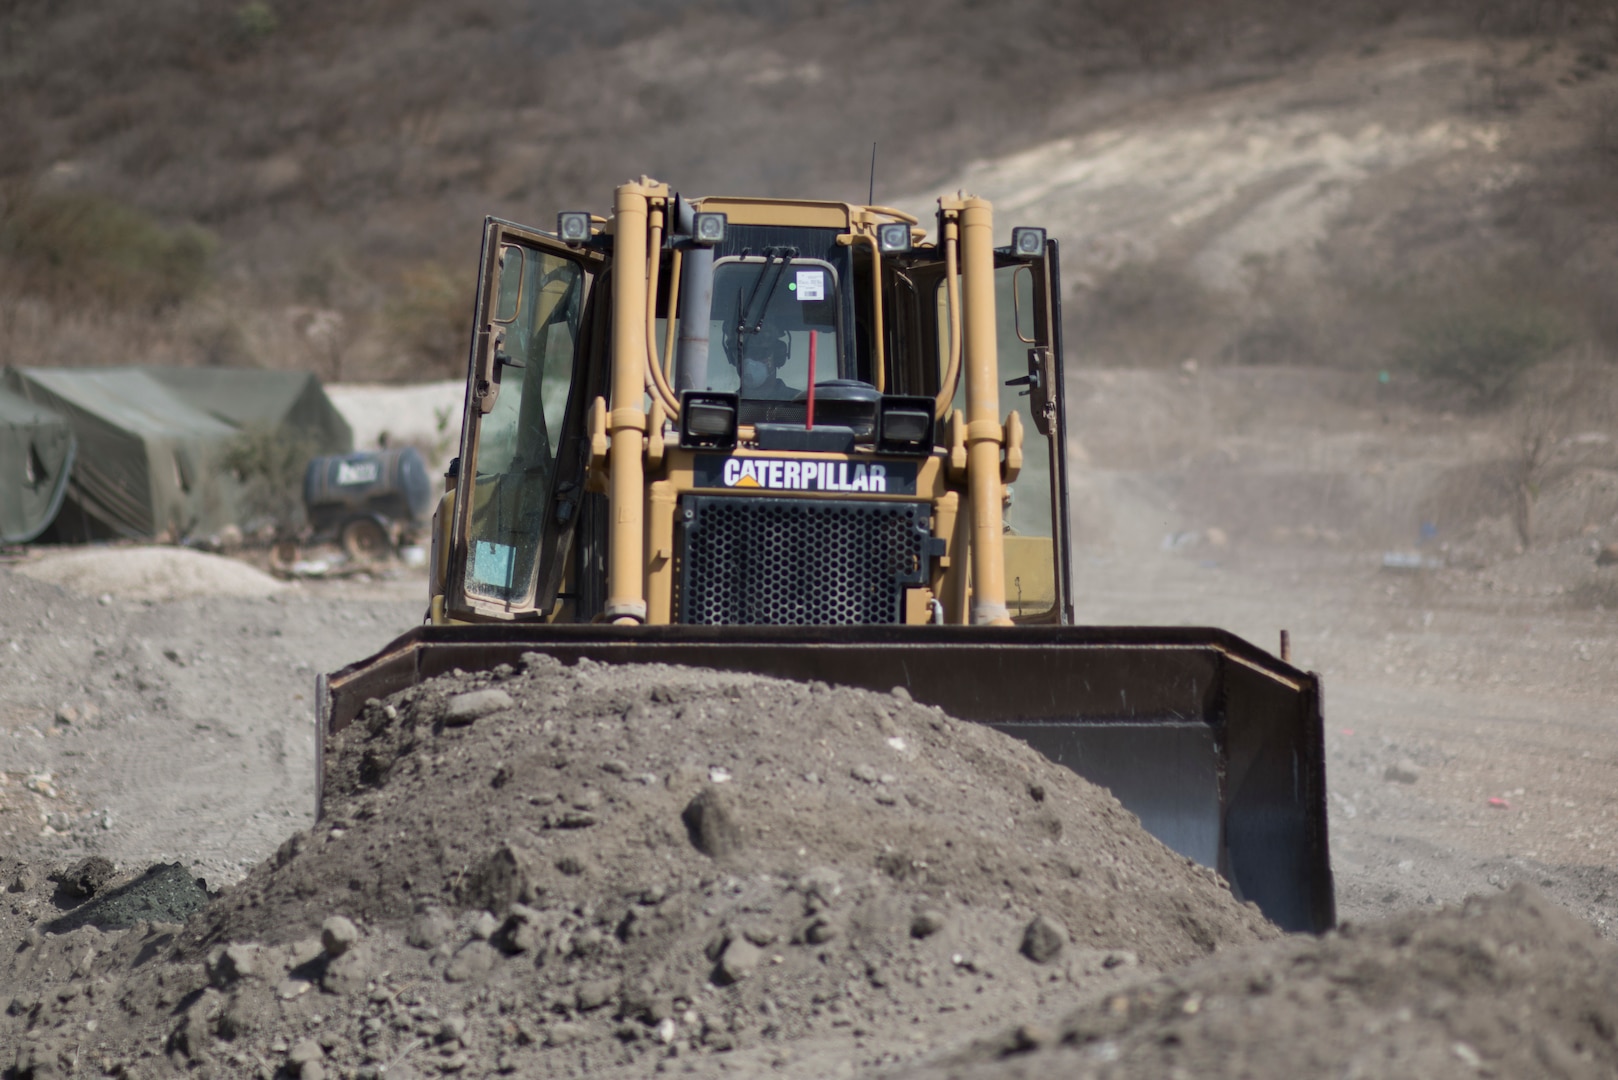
left=868, top=142, right=877, bottom=206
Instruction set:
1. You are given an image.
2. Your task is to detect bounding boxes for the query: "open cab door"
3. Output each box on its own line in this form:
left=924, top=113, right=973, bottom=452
left=447, top=219, right=604, bottom=620
left=911, top=233, right=1074, bottom=624
left=995, top=238, right=1073, bottom=624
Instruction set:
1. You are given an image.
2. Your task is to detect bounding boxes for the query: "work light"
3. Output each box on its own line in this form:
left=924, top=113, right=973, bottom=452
left=692, top=212, right=727, bottom=246
left=878, top=396, right=936, bottom=454
left=877, top=222, right=912, bottom=254
left=557, top=212, right=592, bottom=246
left=1010, top=226, right=1046, bottom=258
left=680, top=391, right=739, bottom=449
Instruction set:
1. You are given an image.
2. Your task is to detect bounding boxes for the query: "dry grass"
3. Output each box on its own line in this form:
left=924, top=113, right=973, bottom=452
left=0, top=0, right=1616, bottom=381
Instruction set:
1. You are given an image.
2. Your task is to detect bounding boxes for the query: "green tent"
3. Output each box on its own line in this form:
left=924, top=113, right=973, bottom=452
left=0, top=385, right=76, bottom=543
left=2, top=367, right=352, bottom=542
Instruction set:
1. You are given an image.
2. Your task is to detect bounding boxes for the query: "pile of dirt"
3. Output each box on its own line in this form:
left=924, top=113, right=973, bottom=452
left=14, top=547, right=284, bottom=602
left=1, top=656, right=1274, bottom=1079
left=902, top=883, right=1618, bottom=1079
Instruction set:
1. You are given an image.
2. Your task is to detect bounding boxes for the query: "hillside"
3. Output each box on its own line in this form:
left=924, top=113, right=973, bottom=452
left=2, top=0, right=1615, bottom=383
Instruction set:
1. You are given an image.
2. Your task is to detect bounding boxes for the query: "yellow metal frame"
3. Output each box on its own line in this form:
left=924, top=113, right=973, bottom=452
left=443, top=180, right=1048, bottom=630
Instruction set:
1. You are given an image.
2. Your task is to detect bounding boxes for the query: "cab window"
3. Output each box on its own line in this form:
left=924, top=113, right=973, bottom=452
left=707, top=256, right=842, bottom=400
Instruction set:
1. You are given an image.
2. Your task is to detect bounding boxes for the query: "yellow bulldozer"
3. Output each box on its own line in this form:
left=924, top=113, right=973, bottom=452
left=320, top=179, right=1334, bottom=932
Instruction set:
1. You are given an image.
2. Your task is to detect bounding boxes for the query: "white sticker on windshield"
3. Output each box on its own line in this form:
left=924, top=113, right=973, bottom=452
left=794, top=270, right=824, bottom=301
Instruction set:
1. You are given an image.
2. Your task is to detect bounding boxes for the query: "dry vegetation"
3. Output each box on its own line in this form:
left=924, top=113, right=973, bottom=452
left=0, top=0, right=1616, bottom=393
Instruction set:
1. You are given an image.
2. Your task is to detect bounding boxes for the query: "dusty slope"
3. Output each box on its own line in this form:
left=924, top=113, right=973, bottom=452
left=1060, top=365, right=1618, bottom=941
left=6, top=3, right=1617, bottom=379
left=903, top=33, right=1618, bottom=369
left=1, top=657, right=1271, bottom=1080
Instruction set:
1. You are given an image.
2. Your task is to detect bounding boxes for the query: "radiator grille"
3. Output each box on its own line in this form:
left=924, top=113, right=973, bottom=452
left=678, top=496, right=929, bottom=625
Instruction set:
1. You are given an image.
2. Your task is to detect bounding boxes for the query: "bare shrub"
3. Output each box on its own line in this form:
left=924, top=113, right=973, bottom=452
left=1399, top=300, right=1570, bottom=405
left=384, top=261, right=474, bottom=381
left=0, top=186, right=214, bottom=311
left=1071, top=259, right=1218, bottom=368
left=220, top=425, right=315, bottom=539
left=1500, top=357, right=1614, bottom=548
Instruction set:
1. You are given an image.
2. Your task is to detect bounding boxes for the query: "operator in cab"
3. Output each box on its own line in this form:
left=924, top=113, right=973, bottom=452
left=732, top=326, right=800, bottom=401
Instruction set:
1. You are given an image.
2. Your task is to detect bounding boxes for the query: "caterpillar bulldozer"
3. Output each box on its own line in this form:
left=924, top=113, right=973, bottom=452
left=319, top=179, right=1334, bottom=932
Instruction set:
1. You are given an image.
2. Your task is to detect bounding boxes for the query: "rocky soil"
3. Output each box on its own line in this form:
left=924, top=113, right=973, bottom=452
left=2, top=658, right=1272, bottom=1079
left=899, top=883, right=1618, bottom=1080
left=2, top=366, right=1614, bottom=1079
left=0, top=549, right=421, bottom=886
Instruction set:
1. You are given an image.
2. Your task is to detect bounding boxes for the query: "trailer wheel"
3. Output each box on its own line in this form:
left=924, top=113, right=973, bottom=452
left=341, top=517, right=390, bottom=562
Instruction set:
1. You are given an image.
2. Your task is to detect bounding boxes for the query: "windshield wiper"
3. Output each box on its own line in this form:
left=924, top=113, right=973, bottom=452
left=735, top=247, right=795, bottom=339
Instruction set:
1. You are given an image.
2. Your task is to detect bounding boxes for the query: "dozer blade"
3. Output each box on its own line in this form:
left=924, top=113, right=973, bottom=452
left=319, top=625, right=1333, bottom=933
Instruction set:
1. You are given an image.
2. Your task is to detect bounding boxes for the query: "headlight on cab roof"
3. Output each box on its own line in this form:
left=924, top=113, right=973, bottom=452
left=557, top=212, right=592, bottom=245
left=1010, top=226, right=1046, bottom=258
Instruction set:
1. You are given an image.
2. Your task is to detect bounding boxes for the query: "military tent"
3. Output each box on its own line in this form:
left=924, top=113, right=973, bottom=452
left=1, top=367, right=351, bottom=542
left=0, top=384, right=76, bottom=544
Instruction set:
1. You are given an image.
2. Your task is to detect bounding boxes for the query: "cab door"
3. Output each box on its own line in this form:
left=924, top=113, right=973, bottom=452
left=998, top=239, right=1073, bottom=624
left=918, top=240, right=1074, bottom=624
left=448, top=218, right=602, bottom=619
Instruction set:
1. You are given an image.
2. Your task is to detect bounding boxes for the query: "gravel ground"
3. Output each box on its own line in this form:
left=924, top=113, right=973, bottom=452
left=0, top=548, right=422, bottom=888
left=1, top=657, right=1278, bottom=1079
left=1, top=368, right=1614, bottom=1078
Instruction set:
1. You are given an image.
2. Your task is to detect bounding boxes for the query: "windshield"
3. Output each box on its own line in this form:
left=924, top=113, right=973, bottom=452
left=708, top=256, right=841, bottom=400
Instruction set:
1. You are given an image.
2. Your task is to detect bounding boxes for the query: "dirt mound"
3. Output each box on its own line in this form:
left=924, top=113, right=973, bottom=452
left=907, top=883, right=1618, bottom=1080
left=1, top=657, right=1272, bottom=1079
left=14, top=546, right=284, bottom=602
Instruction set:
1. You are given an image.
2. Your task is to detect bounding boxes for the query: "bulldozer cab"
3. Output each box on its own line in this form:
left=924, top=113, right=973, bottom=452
left=436, top=188, right=1071, bottom=629
left=355, top=182, right=1333, bottom=933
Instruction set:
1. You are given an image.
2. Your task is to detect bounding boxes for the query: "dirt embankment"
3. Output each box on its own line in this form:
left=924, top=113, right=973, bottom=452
left=6, top=655, right=1616, bottom=1080
left=2, top=656, right=1271, bottom=1079
left=900, top=883, right=1618, bottom=1080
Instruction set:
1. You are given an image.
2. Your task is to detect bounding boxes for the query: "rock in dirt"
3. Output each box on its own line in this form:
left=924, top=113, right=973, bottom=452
left=494, top=904, right=545, bottom=954
left=1383, top=759, right=1421, bottom=784
left=59, top=856, right=116, bottom=898
left=289, top=1038, right=324, bottom=1065
left=444, top=939, right=499, bottom=982
left=717, top=935, right=763, bottom=984
left=408, top=907, right=456, bottom=949
left=470, top=910, right=499, bottom=940
left=462, top=842, right=543, bottom=910
left=912, top=909, right=947, bottom=938
left=323, top=944, right=371, bottom=995
left=321, top=914, right=359, bottom=956
left=682, top=784, right=742, bottom=858
left=575, top=978, right=616, bottom=1011
left=1021, top=914, right=1068, bottom=963
left=207, top=943, right=258, bottom=985
left=44, top=861, right=208, bottom=932
left=442, top=688, right=513, bottom=726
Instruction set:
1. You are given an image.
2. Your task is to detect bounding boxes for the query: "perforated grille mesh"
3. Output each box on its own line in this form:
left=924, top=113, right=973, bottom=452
left=678, top=496, right=929, bottom=625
